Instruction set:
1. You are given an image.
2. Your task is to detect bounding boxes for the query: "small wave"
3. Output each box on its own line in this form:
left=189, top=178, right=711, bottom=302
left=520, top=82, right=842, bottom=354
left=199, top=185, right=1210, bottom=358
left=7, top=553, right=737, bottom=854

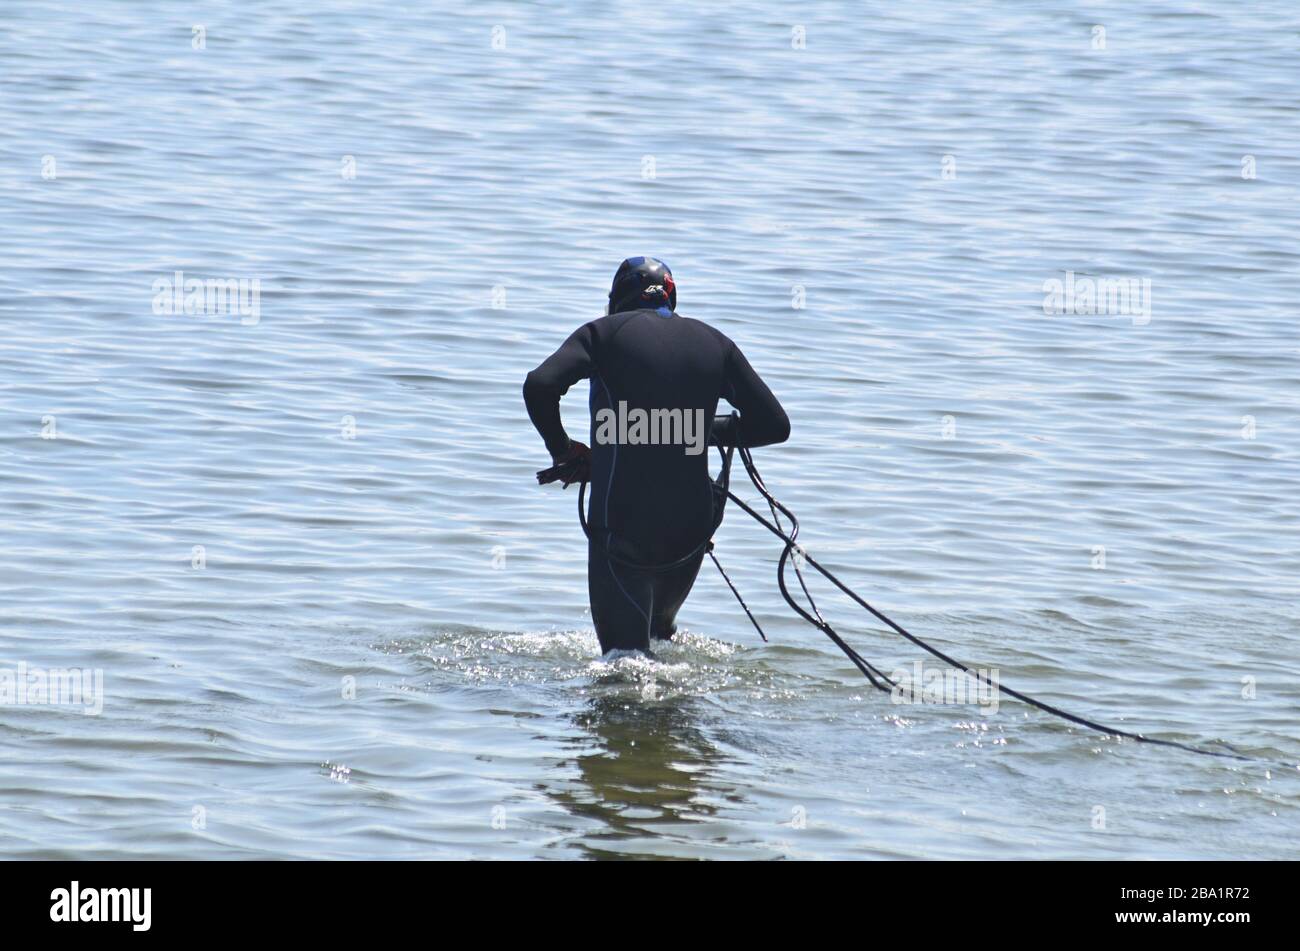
left=377, top=625, right=848, bottom=705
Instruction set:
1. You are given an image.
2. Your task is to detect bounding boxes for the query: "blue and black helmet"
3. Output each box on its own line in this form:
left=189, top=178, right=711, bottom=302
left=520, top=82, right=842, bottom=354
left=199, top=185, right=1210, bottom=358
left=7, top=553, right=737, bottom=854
left=609, top=256, right=676, bottom=314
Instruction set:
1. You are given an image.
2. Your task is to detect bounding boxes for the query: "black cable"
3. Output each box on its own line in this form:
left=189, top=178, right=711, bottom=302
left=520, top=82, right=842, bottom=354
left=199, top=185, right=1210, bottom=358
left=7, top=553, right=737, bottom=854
left=729, top=449, right=1276, bottom=765
left=707, top=548, right=767, bottom=642
left=737, top=444, right=894, bottom=691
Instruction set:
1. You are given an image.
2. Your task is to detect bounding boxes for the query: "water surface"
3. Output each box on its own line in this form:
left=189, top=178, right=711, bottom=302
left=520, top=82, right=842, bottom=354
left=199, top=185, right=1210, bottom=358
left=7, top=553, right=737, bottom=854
left=0, top=1, right=1297, bottom=859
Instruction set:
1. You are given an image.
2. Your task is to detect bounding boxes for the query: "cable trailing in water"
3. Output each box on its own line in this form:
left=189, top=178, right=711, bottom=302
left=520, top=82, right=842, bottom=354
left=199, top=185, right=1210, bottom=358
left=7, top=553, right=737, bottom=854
left=727, top=445, right=1278, bottom=766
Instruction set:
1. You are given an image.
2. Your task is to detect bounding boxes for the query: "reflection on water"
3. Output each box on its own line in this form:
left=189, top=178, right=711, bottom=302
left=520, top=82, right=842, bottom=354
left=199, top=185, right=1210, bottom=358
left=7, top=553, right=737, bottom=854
left=554, top=691, right=729, bottom=859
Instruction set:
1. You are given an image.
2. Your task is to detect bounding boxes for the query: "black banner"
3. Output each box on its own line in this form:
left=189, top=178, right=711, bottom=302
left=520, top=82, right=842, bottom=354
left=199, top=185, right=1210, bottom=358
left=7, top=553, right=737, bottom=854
left=0, top=860, right=1284, bottom=937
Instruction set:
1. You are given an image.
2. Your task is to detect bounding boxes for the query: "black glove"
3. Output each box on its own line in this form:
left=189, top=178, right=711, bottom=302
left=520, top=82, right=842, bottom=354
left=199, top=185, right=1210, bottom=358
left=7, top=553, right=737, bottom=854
left=535, top=440, right=591, bottom=488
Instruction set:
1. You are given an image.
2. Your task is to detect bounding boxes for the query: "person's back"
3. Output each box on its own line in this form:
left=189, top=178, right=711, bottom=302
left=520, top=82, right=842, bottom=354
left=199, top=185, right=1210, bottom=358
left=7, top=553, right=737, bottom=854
left=524, top=257, right=789, bottom=653
left=584, top=307, right=745, bottom=564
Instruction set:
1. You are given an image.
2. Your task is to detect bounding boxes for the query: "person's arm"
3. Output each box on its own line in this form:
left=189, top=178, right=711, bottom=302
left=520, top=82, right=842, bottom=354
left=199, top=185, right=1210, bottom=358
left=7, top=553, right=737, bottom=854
left=523, top=323, right=596, bottom=459
left=713, top=342, right=790, bottom=448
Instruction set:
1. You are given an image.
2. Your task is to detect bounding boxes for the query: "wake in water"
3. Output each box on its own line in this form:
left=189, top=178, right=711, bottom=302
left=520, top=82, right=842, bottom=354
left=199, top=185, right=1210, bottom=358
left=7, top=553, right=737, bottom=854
left=374, top=620, right=1297, bottom=774
left=377, top=624, right=862, bottom=707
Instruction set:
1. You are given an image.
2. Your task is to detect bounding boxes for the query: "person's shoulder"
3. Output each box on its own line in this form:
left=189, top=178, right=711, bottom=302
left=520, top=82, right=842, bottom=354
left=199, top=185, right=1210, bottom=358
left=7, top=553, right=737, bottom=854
left=568, top=311, right=622, bottom=337
left=591, top=309, right=643, bottom=338
left=678, top=314, right=735, bottom=349
left=574, top=310, right=645, bottom=353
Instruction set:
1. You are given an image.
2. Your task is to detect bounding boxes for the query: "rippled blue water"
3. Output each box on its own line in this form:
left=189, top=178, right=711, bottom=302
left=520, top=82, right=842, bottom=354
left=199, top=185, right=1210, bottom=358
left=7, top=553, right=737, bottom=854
left=0, top=1, right=1297, bottom=859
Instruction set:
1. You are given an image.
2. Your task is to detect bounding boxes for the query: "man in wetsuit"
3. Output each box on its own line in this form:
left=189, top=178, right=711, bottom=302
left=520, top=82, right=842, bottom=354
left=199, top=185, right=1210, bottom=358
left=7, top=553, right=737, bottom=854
left=524, top=257, right=790, bottom=654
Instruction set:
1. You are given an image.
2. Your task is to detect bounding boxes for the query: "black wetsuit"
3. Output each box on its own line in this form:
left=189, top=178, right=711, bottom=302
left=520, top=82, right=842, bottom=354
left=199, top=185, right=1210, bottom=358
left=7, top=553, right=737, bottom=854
left=524, top=307, right=789, bottom=653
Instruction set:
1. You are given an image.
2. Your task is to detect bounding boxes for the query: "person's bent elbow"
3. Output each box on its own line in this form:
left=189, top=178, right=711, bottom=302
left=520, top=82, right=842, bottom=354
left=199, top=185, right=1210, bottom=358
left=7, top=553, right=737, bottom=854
left=773, top=411, right=791, bottom=445
left=764, top=410, right=791, bottom=447
left=743, top=409, right=790, bottom=448
left=522, top=369, right=551, bottom=405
